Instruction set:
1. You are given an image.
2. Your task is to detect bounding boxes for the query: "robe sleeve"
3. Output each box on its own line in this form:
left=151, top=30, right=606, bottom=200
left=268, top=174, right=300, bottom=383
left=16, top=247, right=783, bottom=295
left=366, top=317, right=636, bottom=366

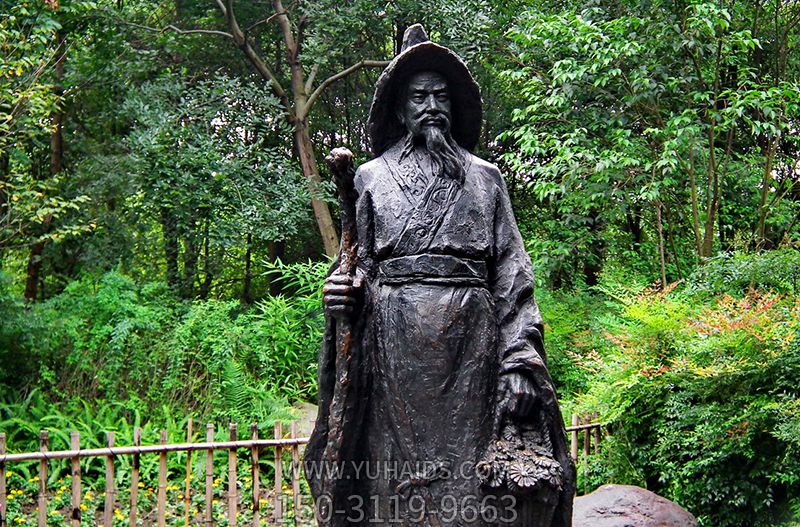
left=489, top=167, right=556, bottom=409
left=489, top=167, right=576, bottom=527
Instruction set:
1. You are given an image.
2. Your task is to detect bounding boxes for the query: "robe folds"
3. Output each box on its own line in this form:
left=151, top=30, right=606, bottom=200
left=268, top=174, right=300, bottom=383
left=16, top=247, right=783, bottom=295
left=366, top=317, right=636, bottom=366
left=305, top=141, right=575, bottom=527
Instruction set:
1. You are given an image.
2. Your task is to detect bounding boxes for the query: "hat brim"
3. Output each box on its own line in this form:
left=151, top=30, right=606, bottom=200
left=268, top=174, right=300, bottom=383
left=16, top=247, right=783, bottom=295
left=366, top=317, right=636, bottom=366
left=367, top=42, right=482, bottom=156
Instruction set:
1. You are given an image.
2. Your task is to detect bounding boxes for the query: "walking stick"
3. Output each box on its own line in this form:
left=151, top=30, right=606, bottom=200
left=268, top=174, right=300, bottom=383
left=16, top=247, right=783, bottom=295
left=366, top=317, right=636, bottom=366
left=319, top=147, right=358, bottom=526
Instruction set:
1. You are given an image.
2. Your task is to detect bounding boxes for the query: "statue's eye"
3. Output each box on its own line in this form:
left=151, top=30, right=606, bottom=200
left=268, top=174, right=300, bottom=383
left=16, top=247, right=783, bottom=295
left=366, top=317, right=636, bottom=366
left=436, top=93, right=449, bottom=102
left=411, top=94, right=426, bottom=103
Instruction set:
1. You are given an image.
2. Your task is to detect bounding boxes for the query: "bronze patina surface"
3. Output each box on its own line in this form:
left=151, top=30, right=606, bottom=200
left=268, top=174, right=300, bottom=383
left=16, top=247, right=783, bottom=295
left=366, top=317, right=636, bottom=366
left=305, top=24, right=575, bottom=527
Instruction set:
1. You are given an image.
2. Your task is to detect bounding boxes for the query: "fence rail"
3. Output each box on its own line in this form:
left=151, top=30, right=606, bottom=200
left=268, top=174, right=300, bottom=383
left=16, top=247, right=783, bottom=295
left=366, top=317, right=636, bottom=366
left=0, top=420, right=309, bottom=527
left=0, top=415, right=603, bottom=526
left=569, top=413, right=604, bottom=494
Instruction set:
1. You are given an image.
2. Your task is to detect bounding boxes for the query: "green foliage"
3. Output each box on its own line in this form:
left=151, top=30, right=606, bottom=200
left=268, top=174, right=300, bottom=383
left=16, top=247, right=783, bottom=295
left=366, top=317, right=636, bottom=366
left=0, top=0, right=97, bottom=254
left=689, top=249, right=800, bottom=295
left=161, top=259, right=327, bottom=419
left=536, top=288, right=607, bottom=398
left=3, top=2, right=800, bottom=526
left=0, top=261, right=328, bottom=428
left=108, top=73, right=312, bottom=295
left=569, top=255, right=800, bottom=526
left=502, top=0, right=800, bottom=287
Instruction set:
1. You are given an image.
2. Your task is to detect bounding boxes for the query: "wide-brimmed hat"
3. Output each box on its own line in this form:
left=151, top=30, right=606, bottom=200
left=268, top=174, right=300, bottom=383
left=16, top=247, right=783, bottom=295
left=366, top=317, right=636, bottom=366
left=367, top=24, right=482, bottom=156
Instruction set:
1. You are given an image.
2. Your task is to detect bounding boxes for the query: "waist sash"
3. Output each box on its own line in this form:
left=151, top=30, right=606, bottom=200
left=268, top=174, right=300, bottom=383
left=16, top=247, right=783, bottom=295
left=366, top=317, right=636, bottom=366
left=378, top=254, right=488, bottom=286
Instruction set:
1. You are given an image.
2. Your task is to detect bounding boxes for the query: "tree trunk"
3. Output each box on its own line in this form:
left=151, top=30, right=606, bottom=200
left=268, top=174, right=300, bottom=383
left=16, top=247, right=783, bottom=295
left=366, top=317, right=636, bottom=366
left=624, top=200, right=642, bottom=253
left=199, top=216, right=213, bottom=299
left=24, top=33, right=65, bottom=301
left=221, top=0, right=339, bottom=258
left=701, top=128, right=720, bottom=258
left=295, top=123, right=339, bottom=256
left=24, top=244, right=45, bottom=301
left=655, top=199, right=667, bottom=290
left=278, top=0, right=339, bottom=258
left=181, top=226, right=198, bottom=299
left=242, top=231, right=253, bottom=305
left=0, top=150, right=9, bottom=264
left=756, top=139, right=777, bottom=248
left=663, top=200, right=683, bottom=279
left=582, top=209, right=605, bottom=287
left=688, top=147, right=702, bottom=257
left=160, top=207, right=180, bottom=290
left=267, top=240, right=286, bottom=296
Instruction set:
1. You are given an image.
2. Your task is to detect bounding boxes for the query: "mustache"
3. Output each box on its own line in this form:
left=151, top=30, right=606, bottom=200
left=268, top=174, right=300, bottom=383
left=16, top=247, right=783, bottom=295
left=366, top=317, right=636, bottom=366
left=415, top=111, right=450, bottom=128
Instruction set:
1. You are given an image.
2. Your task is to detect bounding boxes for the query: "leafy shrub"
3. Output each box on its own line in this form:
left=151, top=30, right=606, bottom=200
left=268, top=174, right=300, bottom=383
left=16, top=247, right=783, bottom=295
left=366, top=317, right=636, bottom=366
left=0, top=262, right=328, bottom=428
left=537, top=288, right=609, bottom=398
left=575, top=278, right=800, bottom=526
left=162, top=259, right=326, bottom=421
left=689, top=249, right=800, bottom=295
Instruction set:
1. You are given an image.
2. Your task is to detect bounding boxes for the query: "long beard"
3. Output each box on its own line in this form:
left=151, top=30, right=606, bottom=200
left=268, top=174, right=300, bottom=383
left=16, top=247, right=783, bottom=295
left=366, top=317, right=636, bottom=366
left=401, top=127, right=465, bottom=182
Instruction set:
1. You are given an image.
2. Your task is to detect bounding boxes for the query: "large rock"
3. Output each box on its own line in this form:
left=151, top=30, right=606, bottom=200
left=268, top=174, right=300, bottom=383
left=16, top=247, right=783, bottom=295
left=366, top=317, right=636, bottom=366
left=573, top=484, right=698, bottom=527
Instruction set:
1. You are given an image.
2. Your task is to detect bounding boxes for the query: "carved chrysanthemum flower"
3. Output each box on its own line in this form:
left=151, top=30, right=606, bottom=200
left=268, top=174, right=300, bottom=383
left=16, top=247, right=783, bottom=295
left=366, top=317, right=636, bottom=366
left=507, top=462, right=537, bottom=490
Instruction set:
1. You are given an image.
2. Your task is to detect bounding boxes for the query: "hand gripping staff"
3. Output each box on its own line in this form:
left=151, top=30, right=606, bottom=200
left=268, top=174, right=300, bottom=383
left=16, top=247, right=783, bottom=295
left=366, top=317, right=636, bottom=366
left=319, top=147, right=358, bottom=527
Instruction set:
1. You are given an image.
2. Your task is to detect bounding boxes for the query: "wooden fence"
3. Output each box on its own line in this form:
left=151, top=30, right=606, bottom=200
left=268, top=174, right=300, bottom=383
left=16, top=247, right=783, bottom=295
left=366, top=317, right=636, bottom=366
left=0, top=415, right=603, bottom=526
left=569, top=413, right=604, bottom=494
left=0, top=420, right=308, bottom=527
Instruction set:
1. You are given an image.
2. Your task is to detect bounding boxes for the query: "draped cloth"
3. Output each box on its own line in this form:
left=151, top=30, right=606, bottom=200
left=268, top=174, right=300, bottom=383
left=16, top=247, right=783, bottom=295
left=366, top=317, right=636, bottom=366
left=305, top=141, right=575, bottom=527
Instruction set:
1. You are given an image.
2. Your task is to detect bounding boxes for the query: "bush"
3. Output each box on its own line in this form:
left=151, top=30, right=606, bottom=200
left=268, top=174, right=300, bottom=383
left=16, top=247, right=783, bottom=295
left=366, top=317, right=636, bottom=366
left=574, top=276, right=800, bottom=526
left=537, top=288, right=609, bottom=398
left=689, top=249, right=800, bottom=295
left=0, top=262, right=328, bottom=429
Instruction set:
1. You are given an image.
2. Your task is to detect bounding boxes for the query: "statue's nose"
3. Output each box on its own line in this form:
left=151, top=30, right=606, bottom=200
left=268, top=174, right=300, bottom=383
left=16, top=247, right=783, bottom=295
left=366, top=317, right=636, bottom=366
left=425, top=94, right=442, bottom=109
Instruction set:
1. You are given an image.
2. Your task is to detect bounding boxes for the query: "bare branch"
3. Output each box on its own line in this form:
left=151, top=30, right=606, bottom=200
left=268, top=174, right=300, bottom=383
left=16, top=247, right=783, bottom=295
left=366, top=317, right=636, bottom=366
left=219, top=0, right=289, bottom=106
left=300, top=60, right=389, bottom=120
left=123, top=21, right=233, bottom=39
left=245, top=11, right=285, bottom=34
left=273, top=0, right=299, bottom=64
left=214, top=0, right=227, bottom=17
left=304, top=63, right=319, bottom=94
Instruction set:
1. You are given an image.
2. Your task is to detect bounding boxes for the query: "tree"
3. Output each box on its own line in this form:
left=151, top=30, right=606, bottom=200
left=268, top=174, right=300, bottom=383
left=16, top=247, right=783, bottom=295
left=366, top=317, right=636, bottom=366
left=0, top=0, right=94, bottom=298
left=126, top=0, right=393, bottom=257
left=121, top=74, right=311, bottom=299
left=501, top=0, right=800, bottom=286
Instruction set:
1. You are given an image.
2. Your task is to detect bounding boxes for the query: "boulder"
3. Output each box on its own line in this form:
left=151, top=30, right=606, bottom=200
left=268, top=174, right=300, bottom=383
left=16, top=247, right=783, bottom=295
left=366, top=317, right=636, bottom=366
left=573, top=484, right=698, bottom=527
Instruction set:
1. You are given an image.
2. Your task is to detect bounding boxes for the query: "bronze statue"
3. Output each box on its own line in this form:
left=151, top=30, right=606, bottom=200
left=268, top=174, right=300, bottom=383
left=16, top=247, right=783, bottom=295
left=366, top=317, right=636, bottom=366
left=305, top=25, right=575, bottom=527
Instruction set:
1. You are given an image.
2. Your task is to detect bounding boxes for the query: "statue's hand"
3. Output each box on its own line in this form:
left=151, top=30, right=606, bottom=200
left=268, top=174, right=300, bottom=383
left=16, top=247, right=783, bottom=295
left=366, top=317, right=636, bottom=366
left=497, top=372, right=537, bottom=420
left=323, top=271, right=363, bottom=319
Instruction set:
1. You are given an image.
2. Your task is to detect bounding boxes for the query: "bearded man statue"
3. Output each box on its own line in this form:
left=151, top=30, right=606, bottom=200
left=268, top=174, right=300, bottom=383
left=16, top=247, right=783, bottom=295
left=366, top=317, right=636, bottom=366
left=305, top=25, right=575, bottom=527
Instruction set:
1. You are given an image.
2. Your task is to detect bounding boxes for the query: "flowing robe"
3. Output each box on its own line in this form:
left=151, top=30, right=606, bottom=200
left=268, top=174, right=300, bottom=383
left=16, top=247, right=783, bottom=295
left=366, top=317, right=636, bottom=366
left=305, top=141, right=574, bottom=527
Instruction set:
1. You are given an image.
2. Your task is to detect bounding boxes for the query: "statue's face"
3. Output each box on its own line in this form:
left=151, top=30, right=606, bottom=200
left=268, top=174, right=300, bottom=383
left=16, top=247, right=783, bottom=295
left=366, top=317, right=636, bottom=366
left=398, top=71, right=452, bottom=138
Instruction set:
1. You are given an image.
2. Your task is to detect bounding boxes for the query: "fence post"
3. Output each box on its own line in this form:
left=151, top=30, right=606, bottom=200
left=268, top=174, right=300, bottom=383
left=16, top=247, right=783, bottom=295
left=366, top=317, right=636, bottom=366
left=290, top=421, right=301, bottom=525
left=37, top=430, right=48, bottom=527
left=104, top=432, right=116, bottom=527
left=228, top=423, right=238, bottom=527
left=130, top=428, right=141, bottom=527
left=593, top=412, right=601, bottom=455
left=1, top=432, right=6, bottom=527
left=205, top=424, right=214, bottom=526
left=70, top=432, right=81, bottom=527
left=251, top=424, right=260, bottom=527
left=273, top=422, right=283, bottom=525
left=570, top=414, right=578, bottom=465
left=185, top=418, right=193, bottom=527
left=582, top=415, right=590, bottom=494
left=157, top=429, right=167, bottom=527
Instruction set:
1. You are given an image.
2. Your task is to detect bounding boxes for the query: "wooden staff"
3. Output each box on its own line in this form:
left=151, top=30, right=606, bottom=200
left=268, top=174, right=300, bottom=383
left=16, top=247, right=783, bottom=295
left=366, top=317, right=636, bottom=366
left=319, top=147, right=358, bottom=526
